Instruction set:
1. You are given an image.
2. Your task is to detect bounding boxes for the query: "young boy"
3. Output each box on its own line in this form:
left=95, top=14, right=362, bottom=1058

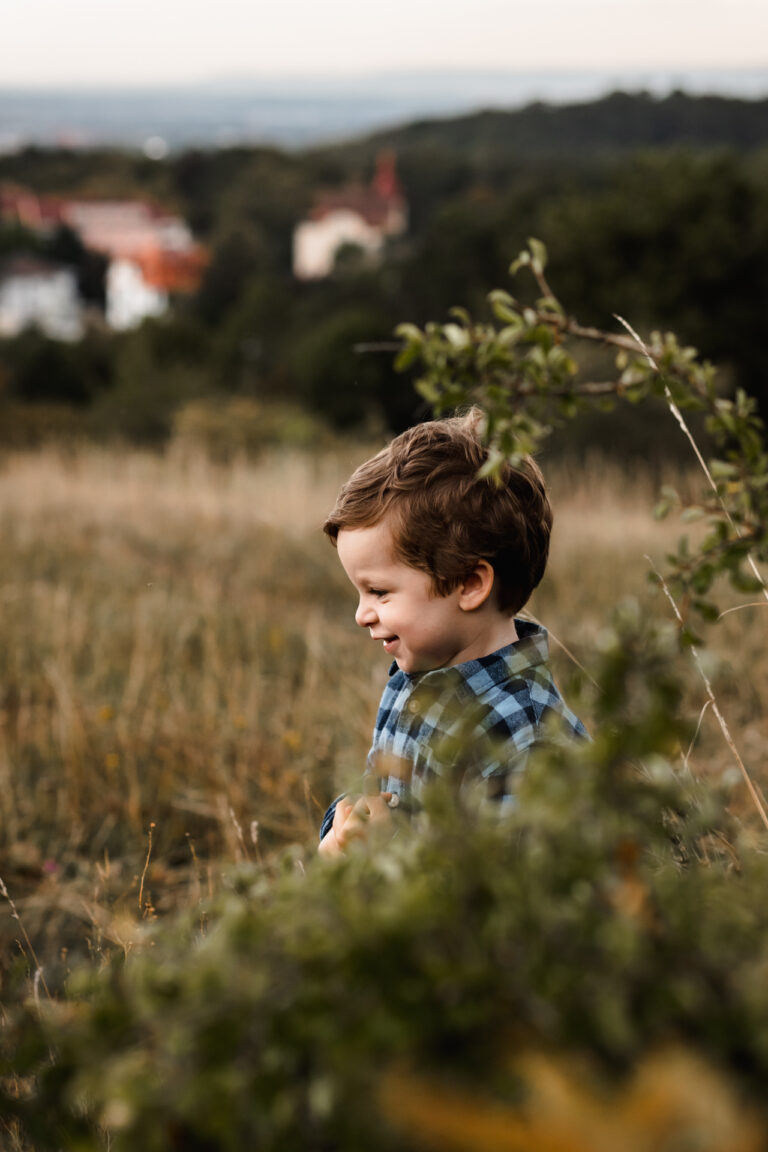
left=318, top=408, right=586, bottom=855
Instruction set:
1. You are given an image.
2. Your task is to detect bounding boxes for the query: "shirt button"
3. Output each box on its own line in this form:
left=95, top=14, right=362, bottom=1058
left=407, top=698, right=419, bottom=714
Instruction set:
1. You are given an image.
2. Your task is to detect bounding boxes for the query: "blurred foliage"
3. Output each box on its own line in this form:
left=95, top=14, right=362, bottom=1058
left=0, top=400, right=85, bottom=446
left=86, top=320, right=211, bottom=443
left=172, top=396, right=332, bottom=461
left=1, top=94, right=768, bottom=453
left=0, top=222, right=107, bottom=308
left=1, top=327, right=113, bottom=406
left=380, top=1050, right=764, bottom=1152
left=3, top=607, right=768, bottom=1149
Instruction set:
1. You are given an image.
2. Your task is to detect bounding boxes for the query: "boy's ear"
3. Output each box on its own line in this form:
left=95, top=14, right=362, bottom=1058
left=458, top=560, right=495, bottom=611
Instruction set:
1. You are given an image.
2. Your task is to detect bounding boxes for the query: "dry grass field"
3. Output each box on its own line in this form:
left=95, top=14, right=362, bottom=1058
left=0, top=442, right=766, bottom=985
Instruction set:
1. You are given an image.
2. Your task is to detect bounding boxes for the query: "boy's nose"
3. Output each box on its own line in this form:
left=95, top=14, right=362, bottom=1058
left=355, top=598, right=377, bottom=627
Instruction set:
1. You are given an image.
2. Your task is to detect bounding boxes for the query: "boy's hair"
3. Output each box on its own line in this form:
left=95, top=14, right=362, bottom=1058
left=323, top=409, right=552, bottom=614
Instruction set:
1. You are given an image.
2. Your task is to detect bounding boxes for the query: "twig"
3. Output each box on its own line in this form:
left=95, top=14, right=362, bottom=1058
left=0, top=875, right=51, bottom=1001
left=530, top=262, right=557, bottom=304
left=647, top=557, right=768, bottom=831
left=138, top=822, right=155, bottom=913
left=615, top=313, right=768, bottom=605
left=717, top=601, right=768, bottom=621
left=353, top=342, right=401, bottom=354
left=554, top=313, right=642, bottom=353
left=684, top=701, right=712, bottom=768
left=519, top=610, right=599, bottom=689
left=229, top=806, right=250, bottom=862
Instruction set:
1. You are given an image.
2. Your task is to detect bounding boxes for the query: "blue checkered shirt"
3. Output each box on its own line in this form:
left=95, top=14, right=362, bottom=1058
left=319, top=619, right=587, bottom=840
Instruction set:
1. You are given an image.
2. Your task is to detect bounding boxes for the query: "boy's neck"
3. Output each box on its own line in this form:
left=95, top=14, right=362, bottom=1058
left=446, top=614, right=519, bottom=668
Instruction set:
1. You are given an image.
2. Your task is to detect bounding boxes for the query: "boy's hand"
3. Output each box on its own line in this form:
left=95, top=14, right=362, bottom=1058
left=318, top=792, right=394, bottom=857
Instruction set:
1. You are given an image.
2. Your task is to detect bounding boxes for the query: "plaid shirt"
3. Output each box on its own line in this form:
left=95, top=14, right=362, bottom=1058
left=319, top=620, right=586, bottom=840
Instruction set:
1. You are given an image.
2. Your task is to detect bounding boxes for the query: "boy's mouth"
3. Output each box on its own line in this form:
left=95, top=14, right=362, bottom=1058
left=373, top=632, right=399, bottom=652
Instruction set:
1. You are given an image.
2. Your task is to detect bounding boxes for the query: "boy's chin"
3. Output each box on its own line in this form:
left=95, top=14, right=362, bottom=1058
left=395, top=653, right=434, bottom=674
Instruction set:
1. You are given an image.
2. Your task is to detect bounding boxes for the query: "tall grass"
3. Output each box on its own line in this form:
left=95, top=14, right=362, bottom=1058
left=0, top=443, right=764, bottom=978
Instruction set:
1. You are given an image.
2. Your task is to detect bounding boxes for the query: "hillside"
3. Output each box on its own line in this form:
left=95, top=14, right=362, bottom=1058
left=318, top=90, right=768, bottom=166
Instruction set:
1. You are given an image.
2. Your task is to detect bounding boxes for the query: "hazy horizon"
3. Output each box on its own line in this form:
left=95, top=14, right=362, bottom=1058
left=2, top=63, right=768, bottom=95
left=2, top=65, right=767, bottom=155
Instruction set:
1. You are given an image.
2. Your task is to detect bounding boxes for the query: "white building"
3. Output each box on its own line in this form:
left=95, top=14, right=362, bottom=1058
left=106, top=259, right=168, bottom=331
left=293, top=152, right=408, bottom=280
left=0, top=259, right=83, bottom=341
left=1, top=186, right=208, bottom=334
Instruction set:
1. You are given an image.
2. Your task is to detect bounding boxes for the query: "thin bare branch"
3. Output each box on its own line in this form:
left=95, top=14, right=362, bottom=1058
left=138, top=822, right=155, bottom=914
left=684, top=701, right=712, bottom=767
left=0, top=875, right=51, bottom=1001
left=530, top=263, right=557, bottom=304
left=353, top=342, right=402, bottom=354
left=646, top=557, right=768, bottom=832
left=616, top=314, right=768, bottom=606
left=554, top=314, right=642, bottom=353
left=519, top=610, right=600, bottom=689
left=717, top=601, right=768, bottom=621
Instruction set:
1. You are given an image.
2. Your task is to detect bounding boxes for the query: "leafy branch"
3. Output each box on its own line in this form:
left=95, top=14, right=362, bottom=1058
left=395, top=238, right=768, bottom=627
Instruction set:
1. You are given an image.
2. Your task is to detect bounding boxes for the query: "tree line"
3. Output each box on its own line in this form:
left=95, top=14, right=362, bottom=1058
left=1, top=91, right=768, bottom=455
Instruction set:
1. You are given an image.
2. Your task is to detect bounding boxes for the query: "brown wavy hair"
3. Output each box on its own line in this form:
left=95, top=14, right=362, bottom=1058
left=323, top=409, right=552, bottom=614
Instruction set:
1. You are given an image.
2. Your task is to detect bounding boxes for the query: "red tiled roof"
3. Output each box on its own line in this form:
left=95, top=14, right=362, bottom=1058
left=308, top=151, right=406, bottom=229
left=310, top=185, right=401, bottom=227
left=0, top=184, right=67, bottom=229
left=130, top=245, right=209, bottom=293
left=1, top=184, right=208, bottom=294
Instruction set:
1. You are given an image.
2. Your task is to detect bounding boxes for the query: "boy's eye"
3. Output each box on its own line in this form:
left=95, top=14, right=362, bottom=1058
left=369, top=588, right=387, bottom=598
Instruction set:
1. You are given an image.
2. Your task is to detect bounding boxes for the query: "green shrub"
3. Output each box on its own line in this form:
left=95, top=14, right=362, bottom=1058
left=171, top=396, right=332, bottom=461
left=0, top=401, right=85, bottom=448
left=3, top=607, right=768, bottom=1150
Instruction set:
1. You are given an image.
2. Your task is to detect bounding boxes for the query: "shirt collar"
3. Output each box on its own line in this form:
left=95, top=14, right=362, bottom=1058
left=388, top=619, right=549, bottom=686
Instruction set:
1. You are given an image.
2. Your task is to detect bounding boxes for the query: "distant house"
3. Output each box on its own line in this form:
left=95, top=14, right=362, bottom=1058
left=59, top=199, right=208, bottom=330
left=0, top=185, right=207, bottom=331
left=0, top=257, right=83, bottom=341
left=106, top=259, right=167, bottom=331
left=0, top=184, right=66, bottom=236
left=293, top=151, right=407, bottom=280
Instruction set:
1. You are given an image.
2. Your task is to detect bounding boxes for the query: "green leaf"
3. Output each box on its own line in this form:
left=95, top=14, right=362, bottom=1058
left=528, top=237, right=548, bottom=272
left=394, top=342, right=423, bottom=372
left=442, top=324, right=470, bottom=350
left=509, top=251, right=531, bottom=276
left=415, top=379, right=441, bottom=405
left=496, top=324, right=524, bottom=348
left=692, top=599, right=720, bottom=623
left=448, top=306, right=471, bottom=326
left=708, top=459, right=739, bottom=480
left=477, top=449, right=506, bottom=481
left=536, top=295, right=563, bottom=316
left=394, top=322, right=423, bottom=344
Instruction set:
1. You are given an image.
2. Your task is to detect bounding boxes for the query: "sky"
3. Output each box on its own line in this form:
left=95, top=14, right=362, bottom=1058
left=1, top=0, right=767, bottom=88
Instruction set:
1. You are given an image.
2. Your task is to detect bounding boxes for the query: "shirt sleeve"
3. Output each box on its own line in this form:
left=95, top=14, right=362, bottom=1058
left=319, top=794, right=346, bottom=842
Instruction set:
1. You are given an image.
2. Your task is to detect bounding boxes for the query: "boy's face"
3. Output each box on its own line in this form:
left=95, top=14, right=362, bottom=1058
left=336, top=518, right=473, bottom=674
